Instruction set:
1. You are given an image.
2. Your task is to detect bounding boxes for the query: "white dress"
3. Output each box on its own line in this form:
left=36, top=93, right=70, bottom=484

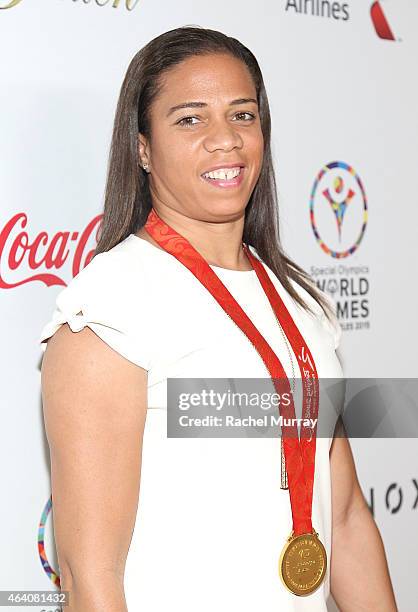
left=39, top=234, right=343, bottom=612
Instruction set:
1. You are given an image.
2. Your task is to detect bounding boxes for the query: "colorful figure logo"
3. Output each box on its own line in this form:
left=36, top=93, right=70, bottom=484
left=310, top=161, right=368, bottom=259
left=38, top=495, right=61, bottom=587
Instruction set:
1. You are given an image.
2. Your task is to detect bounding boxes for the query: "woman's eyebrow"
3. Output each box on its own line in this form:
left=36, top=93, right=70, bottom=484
left=166, top=97, right=258, bottom=117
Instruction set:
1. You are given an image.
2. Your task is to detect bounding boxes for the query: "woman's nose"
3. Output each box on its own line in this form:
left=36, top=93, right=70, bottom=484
left=203, top=120, right=243, bottom=152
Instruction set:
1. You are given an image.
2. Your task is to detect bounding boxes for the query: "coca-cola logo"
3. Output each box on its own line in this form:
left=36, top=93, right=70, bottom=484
left=0, top=213, right=102, bottom=289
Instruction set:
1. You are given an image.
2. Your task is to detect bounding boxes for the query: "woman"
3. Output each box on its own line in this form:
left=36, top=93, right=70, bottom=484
left=40, top=26, right=397, bottom=611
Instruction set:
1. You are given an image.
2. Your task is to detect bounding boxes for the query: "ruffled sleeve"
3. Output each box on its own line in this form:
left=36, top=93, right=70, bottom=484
left=39, top=251, right=153, bottom=371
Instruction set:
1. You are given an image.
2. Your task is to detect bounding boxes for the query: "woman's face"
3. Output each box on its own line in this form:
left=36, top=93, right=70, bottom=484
left=139, top=52, right=264, bottom=222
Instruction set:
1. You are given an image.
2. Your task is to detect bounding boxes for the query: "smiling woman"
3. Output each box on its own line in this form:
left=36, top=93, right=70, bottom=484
left=39, top=25, right=397, bottom=612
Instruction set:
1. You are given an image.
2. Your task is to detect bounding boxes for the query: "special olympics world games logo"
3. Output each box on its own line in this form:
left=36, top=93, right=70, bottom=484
left=309, top=161, right=368, bottom=259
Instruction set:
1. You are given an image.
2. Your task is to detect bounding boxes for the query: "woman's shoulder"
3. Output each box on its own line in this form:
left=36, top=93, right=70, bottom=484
left=38, top=234, right=157, bottom=369
left=64, top=233, right=164, bottom=294
left=91, top=233, right=155, bottom=274
left=251, top=247, right=342, bottom=351
left=290, top=274, right=342, bottom=351
left=52, top=235, right=148, bottom=305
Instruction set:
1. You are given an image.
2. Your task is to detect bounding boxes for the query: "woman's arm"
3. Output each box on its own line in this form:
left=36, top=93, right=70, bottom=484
left=329, top=419, right=398, bottom=611
left=41, top=323, right=148, bottom=612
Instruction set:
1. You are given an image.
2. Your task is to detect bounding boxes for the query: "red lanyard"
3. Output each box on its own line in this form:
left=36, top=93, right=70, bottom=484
left=144, top=207, right=320, bottom=536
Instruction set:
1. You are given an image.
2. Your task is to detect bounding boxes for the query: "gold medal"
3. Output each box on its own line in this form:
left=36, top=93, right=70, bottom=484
left=279, top=529, right=327, bottom=596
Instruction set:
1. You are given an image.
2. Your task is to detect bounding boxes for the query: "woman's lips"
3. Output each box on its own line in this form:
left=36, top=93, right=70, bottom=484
left=200, top=167, right=245, bottom=189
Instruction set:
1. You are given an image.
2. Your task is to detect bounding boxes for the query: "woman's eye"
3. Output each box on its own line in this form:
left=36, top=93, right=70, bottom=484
left=175, top=111, right=255, bottom=128
left=234, top=111, right=255, bottom=121
left=176, top=116, right=200, bottom=127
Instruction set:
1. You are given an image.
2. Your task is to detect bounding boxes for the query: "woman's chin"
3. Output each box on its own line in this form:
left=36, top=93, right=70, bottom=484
left=198, top=200, right=248, bottom=221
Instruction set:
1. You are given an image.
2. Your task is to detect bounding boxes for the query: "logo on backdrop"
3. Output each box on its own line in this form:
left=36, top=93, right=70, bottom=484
left=368, top=478, right=418, bottom=517
left=0, top=0, right=139, bottom=10
left=370, top=1, right=399, bottom=41
left=285, top=0, right=349, bottom=20
left=309, top=161, right=370, bottom=334
left=38, top=496, right=61, bottom=586
left=310, top=161, right=367, bottom=259
left=0, top=213, right=102, bottom=289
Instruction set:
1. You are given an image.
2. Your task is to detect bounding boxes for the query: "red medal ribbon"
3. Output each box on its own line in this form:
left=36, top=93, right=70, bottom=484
left=144, top=207, right=320, bottom=536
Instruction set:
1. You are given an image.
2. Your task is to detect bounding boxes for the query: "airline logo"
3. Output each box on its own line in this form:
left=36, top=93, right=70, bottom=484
left=370, top=1, right=396, bottom=40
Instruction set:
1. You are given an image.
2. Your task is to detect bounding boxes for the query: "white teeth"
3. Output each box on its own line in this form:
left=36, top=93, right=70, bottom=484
left=202, top=167, right=242, bottom=180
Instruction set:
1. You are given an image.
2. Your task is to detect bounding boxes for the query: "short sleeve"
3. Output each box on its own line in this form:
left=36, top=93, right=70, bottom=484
left=39, top=251, right=152, bottom=371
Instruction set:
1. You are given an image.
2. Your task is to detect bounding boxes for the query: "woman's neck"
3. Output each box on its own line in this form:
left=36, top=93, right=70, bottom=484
left=138, top=204, right=253, bottom=271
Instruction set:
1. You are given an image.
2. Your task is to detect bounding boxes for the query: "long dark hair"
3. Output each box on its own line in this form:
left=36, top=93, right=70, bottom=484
left=94, top=25, right=333, bottom=321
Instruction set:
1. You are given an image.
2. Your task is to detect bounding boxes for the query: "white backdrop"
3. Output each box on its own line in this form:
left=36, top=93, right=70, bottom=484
left=1, top=1, right=417, bottom=610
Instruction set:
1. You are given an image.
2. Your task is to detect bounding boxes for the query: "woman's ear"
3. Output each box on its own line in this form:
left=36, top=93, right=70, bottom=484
left=138, top=133, right=150, bottom=170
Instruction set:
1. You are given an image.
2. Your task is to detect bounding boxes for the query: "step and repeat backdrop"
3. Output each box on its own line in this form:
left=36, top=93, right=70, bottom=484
left=1, top=1, right=417, bottom=610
